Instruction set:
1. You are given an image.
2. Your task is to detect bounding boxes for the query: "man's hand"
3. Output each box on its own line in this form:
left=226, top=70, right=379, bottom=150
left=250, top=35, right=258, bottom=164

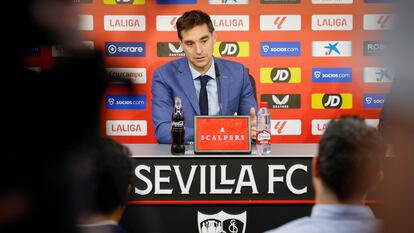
left=250, top=107, right=257, bottom=140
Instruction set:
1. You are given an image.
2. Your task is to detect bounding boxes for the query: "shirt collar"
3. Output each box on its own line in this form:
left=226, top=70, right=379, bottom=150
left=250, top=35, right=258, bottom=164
left=189, top=57, right=216, bottom=80
left=311, top=204, right=376, bottom=220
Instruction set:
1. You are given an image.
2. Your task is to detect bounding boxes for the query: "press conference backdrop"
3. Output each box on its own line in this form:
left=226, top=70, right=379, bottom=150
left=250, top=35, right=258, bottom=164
left=24, top=0, right=393, bottom=143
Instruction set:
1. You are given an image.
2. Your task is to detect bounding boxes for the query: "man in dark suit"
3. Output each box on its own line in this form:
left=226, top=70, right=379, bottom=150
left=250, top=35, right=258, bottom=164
left=78, top=138, right=132, bottom=233
left=152, top=10, right=258, bottom=144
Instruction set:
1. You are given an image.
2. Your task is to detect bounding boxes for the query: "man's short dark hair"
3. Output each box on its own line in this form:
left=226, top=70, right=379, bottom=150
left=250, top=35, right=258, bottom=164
left=89, top=138, right=132, bottom=215
left=176, top=10, right=215, bottom=40
left=318, top=116, right=385, bottom=201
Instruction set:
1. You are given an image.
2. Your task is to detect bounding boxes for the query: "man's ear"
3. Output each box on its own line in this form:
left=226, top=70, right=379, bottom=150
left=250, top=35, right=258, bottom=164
left=313, top=155, right=320, bottom=178
left=212, top=31, right=217, bottom=42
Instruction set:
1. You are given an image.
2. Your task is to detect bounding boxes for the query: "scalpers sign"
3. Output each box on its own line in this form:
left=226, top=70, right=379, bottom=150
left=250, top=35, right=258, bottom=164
left=134, top=164, right=308, bottom=196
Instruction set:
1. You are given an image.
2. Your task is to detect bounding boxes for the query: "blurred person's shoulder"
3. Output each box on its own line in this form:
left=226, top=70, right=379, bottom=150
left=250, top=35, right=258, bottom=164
left=263, top=217, right=313, bottom=233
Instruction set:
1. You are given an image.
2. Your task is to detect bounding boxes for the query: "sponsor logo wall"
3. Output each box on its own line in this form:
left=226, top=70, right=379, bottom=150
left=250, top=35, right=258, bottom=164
left=26, top=1, right=392, bottom=143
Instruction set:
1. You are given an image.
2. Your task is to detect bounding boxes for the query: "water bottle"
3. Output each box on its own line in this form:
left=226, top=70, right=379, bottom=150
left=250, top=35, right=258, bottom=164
left=171, top=96, right=185, bottom=155
left=256, top=102, right=271, bottom=155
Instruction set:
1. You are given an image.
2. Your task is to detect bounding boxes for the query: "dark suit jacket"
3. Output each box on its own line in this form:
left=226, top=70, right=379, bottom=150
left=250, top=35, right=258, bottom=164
left=151, top=57, right=257, bottom=144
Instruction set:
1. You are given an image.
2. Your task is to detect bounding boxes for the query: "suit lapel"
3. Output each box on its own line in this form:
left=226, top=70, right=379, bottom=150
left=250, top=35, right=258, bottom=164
left=177, top=58, right=200, bottom=114
left=216, top=58, right=230, bottom=115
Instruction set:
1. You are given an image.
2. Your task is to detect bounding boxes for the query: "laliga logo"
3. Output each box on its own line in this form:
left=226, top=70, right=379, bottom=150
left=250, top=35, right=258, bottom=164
left=108, top=98, right=115, bottom=105
left=366, top=97, right=373, bottom=104
left=170, top=16, right=178, bottom=30
left=108, top=45, right=117, bottom=55
left=262, top=45, right=270, bottom=53
left=198, top=211, right=246, bottom=233
left=314, top=71, right=321, bottom=79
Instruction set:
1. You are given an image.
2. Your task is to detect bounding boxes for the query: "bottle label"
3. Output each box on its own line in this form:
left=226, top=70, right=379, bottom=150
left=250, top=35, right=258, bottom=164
left=256, top=130, right=271, bottom=145
left=172, top=121, right=184, bottom=128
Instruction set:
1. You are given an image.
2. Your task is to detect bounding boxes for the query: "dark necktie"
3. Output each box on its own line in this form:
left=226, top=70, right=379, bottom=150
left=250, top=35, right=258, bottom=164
left=199, top=75, right=210, bottom=115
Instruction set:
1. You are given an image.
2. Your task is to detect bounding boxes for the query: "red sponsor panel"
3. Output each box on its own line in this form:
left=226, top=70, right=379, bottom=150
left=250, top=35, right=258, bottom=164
left=194, top=116, right=251, bottom=153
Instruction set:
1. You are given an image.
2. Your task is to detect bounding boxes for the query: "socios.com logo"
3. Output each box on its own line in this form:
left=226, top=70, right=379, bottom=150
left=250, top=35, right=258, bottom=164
left=213, top=41, right=249, bottom=57
left=106, top=95, right=146, bottom=110
left=105, top=42, right=146, bottom=57
left=157, top=0, right=196, bottom=3
left=260, top=42, right=301, bottom=56
left=260, top=67, right=301, bottom=83
left=312, top=93, right=352, bottom=109
left=312, top=68, right=352, bottom=83
left=363, top=94, right=386, bottom=108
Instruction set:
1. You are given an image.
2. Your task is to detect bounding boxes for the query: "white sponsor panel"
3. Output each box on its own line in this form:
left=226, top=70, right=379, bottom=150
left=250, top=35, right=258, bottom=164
left=104, top=15, right=146, bottom=31
left=106, top=120, right=147, bottom=136
left=106, top=68, right=147, bottom=84
left=312, top=0, right=353, bottom=3
left=80, top=14, right=94, bottom=31
left=312, top=15, right=353, bottom=31
left=363, top=14, right=394, bottom=30
left=366, top=119, right=380, bottom=128
left=312, top=119, right=331, bottom=135
left=260, top=15, right=301, bottom=31
left=211, top=15, right=249, bottom=31
left=82, top=41, right=94, bottom=50
left=156, top=15, right=180, bottom=31
left=271, top=120, right=301, bottom=135
left=208, top=0, right=249, bottom=4
left=312, top=41, right=352, bottom=57
left=363, top=67, right=394, bottom=83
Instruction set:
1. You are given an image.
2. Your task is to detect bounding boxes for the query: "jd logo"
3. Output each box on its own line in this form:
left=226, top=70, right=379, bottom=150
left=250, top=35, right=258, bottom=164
left=198, top=211, right=246, bottom=233
left=271, top=68, right=291, bottom=82
left=219, top=42, right=239, bottom=56
left=116, top=0, right=133, bottom=3
left=322, top=94, right=342, bottom=108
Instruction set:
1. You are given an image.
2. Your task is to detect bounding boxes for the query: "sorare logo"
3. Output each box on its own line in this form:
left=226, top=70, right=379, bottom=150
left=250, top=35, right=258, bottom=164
left=105, top=42, right=146, bottom=57
left=363, top=94, right=386, bottom=108
left=156, top=0, right=196, bottom=3
left=260, top=42, right=301, bottom=56
left=106, top=95, right=146, bottom=110
left=312, top=68, right=352, bottom=82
